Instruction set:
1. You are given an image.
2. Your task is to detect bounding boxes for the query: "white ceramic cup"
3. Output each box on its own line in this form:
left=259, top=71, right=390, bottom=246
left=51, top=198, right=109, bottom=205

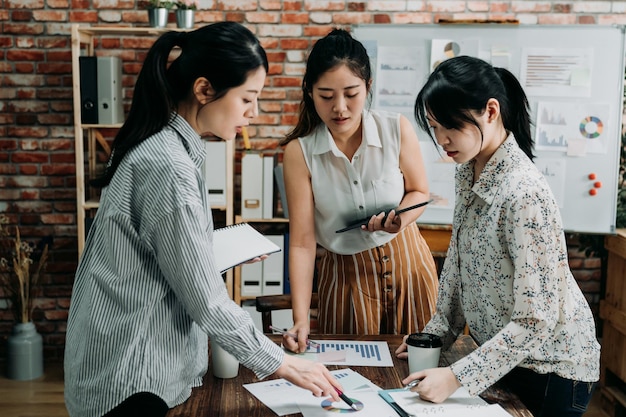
left=210, top=340, right=240, bottom=379
left=406, top=333, right=442, bottom=374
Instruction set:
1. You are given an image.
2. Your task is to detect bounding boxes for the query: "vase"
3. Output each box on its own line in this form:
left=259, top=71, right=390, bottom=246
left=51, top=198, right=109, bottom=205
left=6, top=321, right=43, bottom=380
left=148, top=7, right=169, bottom=28
left=176, top=9, right=195, bottom=29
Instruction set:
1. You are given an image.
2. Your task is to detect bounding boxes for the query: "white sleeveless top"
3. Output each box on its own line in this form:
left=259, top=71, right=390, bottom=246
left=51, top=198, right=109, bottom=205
left=298, top=109, right=405, bottom=255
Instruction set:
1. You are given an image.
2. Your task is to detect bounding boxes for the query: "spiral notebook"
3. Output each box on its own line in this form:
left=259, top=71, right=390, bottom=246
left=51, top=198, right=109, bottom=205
left=213, top=223, right=282, bottom=273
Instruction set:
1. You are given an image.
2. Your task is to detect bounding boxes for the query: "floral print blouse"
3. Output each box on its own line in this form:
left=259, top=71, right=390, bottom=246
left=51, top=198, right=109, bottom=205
left=423, top=135, right=601, bottom=396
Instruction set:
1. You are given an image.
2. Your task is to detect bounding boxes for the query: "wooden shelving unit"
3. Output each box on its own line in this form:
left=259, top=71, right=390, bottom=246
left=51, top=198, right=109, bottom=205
left=233, top=215, right=288, bottom=304
left=70, top=24, right=235, bottom=296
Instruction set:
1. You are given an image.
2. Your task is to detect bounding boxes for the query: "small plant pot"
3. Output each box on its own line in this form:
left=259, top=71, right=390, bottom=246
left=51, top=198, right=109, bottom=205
left=148, top=7, right=169, bottom=28
left=176, top=9, right=195, bottom=29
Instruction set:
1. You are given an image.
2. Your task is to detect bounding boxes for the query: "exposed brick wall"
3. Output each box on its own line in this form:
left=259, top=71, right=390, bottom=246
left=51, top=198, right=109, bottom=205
left=0, top=0, right=621, bottom=362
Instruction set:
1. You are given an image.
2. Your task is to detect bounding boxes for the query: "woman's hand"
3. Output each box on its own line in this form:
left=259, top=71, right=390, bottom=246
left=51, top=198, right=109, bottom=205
left=401, top=367, right=461, bottom=403
left=362, top=210, right=402, bottom=234
left=281, top=322, right=311, bottom=353
left=395, top=334, right=409, bottom=359
left=243, top=254, right=269, bottom=264
left=273, top=355, right=342, bottom=402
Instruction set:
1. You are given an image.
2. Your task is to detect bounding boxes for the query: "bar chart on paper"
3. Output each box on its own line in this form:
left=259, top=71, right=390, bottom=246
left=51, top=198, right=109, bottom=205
left=289, top=340, right=394, bottom=367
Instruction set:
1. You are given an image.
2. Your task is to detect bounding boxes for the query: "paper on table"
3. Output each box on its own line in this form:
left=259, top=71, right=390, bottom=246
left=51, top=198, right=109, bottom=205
left=285, top=340, right=394, bottom=367
left=298, top=388, right=398, bottom=417
left=212, top=223, right=281, bottom=273
left=243, top=368, right=380, bottom=416
left=388, top=386, right=488, bottom=415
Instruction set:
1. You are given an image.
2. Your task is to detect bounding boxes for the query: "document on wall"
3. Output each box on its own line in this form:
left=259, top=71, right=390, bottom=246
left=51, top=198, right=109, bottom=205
left=286, top=340, right=394, bottom=367
left=212, top=223, right=281, bottom=273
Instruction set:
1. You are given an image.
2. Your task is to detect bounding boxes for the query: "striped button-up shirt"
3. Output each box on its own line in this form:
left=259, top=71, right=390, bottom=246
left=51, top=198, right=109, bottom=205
left=64, top=115, right=283, bottom=417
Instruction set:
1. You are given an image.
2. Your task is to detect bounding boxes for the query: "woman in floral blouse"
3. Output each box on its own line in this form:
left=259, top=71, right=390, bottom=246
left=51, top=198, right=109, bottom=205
left=396, top=55, right=600, bottom=417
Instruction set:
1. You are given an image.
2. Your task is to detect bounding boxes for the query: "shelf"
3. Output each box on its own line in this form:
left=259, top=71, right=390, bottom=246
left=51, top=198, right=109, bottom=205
left=81, top=123, right=123, bottom=129
left=235, top=216, right=289, bottom=224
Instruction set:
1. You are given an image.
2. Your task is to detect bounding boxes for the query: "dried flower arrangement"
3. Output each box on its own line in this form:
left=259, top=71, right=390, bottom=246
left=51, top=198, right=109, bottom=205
left=0, top=214, right=49, bottom=324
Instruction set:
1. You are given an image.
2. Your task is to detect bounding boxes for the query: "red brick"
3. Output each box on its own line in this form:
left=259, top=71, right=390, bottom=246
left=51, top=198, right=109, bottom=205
left=272, top=76, right=301, bottom=87
left=15, top=63, right=35, bottom=74
left=373, top=14, right=392, bottom=23
left=10, top=10, right=33, bottom=21
left=280, top=38, right=309, bottom=49
left=281, top=13, right=309, bottom=24
left=7, top=50, right=45, bottom=61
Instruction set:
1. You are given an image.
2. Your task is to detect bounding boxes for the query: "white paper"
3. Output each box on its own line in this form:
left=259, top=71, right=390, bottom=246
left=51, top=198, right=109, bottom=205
left=243, top=368, right=381, bottom=416
left=287, top=340, right=394, bottom=367
left=389, top=386, right=488, bottom=415
left=212, top=223, right=281, bottom=273
left=520, top=47, right=593, bottom=97
left=298, top=388, right=398, bottom=417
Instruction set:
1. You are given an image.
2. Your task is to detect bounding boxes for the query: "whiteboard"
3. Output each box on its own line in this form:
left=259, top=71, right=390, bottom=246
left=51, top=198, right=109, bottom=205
left=353, top=24, right=625, bottom=234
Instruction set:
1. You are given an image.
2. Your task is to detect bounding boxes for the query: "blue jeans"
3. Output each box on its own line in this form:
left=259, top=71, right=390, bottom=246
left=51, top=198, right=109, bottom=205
left=500, top=367, right=597, bottom=417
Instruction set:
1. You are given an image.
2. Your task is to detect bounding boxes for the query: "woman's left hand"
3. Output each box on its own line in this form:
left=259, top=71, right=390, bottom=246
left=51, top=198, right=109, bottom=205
left=395, top=334, right=409, bottom=359
left=362, top=210, right=401, bottom=234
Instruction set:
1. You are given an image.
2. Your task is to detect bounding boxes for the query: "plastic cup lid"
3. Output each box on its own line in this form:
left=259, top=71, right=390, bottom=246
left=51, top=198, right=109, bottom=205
left=406, top=332, right=443, bottom=348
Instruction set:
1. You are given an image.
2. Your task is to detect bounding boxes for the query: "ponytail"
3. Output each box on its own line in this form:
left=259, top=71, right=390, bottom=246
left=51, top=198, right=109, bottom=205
left=494, top=67, right=534, bottom=161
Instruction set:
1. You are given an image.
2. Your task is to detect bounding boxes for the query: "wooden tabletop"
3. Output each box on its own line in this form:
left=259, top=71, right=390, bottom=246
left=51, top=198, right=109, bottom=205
left=167, top=334, right=532, bottom=417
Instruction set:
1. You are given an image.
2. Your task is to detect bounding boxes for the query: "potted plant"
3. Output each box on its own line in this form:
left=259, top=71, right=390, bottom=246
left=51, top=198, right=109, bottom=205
left=143, top=0, right=174, bottom=28
left=0, top=214, right=49, bottom=380
left=175, top=0, right=198, bottom=29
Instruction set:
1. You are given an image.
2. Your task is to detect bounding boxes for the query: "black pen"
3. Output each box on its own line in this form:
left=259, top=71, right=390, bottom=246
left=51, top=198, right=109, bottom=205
left=334, top=387, right=359, bottom=411
left=268, top=325, right=320, bottom=348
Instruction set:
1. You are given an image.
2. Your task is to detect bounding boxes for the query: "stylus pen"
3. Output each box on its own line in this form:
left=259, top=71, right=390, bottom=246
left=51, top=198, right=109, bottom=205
left=334, top=387, right=359, bottom=411
left=268, top=325, right=320, bottom=348
left=404, top=379, right=421, bottom=390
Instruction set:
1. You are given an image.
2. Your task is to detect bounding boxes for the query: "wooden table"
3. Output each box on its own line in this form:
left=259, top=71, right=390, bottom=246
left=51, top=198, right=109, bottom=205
left=167, top=335, right=532, bottom=417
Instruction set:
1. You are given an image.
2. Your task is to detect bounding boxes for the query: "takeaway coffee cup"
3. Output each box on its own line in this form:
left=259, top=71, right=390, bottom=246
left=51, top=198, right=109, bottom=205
left=406, top=332, right=442, bottom=374
left=210, top=340, right=240, bottom=379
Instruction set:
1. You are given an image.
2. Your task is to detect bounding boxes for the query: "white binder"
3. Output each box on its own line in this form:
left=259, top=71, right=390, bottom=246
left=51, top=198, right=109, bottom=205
left=262, top=235, right=284, bottom=295
left=96, top=56, right=124, bottom=125
left=241, top=153, right=264, bottom=218
left=262, top=156, right=276, bottom=219
left=240, top=261, right=263, bottom=297
left=203, top=141, right=227, bottom=207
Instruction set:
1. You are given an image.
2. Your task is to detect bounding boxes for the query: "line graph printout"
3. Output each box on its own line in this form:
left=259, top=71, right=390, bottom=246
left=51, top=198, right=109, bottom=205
left=289, top=340, right=394, bottom=367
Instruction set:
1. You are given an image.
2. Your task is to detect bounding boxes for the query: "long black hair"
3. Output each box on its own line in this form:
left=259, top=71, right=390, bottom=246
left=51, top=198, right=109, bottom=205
left=92, top=21, right=269, bottom=187
left=414, top=55, right=534, bottom=161
left=281, top=28, right=371, bottom=145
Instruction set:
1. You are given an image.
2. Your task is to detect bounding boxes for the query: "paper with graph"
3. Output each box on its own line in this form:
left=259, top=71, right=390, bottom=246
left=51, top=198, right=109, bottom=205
left=286, top=340, right=394, bottom=367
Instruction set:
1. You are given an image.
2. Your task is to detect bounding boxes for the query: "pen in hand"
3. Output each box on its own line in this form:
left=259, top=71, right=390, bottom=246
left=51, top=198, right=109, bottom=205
left=334, top=387, right=359, bottom=411
left=268, top=325, right=320, bottom=348
left=404, top=379, right=421, bottom=390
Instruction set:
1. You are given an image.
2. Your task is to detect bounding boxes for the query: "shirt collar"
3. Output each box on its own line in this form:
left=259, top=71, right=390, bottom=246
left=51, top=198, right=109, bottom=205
left=169, top=113, right=205, bottom=168
left=470, top=134, right=520, bottom=205
left=311, top=109, right=382, bottom=156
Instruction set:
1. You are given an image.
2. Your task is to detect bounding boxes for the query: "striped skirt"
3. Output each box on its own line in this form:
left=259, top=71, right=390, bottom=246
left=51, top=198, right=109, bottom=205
left=316, top=222, right=438, bottom=335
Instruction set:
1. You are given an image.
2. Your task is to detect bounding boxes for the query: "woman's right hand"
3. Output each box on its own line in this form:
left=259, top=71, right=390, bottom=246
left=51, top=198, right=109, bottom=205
left=273, top=354, right=341, bottom=402
left=282, top=322, right=311, bottom=353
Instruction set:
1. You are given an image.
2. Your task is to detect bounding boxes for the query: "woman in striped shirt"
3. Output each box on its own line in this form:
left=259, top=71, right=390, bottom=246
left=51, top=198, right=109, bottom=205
left=64, top=22, right=342, bottom=417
